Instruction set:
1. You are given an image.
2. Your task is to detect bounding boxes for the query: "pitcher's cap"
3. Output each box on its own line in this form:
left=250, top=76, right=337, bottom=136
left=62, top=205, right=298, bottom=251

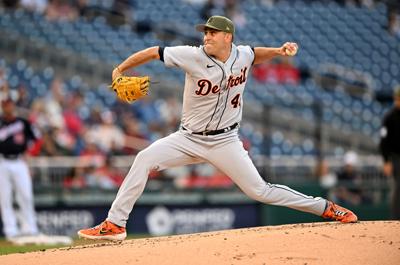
left=195, top=16, right=235, bottom=34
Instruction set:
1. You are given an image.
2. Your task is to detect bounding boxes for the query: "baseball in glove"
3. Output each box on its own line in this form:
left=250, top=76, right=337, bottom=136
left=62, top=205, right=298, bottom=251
left=110, top=75, right=150, bottom=103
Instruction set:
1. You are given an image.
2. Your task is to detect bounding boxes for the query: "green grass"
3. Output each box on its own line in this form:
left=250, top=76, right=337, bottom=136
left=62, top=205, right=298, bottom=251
left=0, top=235, right=148, bottom=256
left=0, top=238, right=87, bottom=255
left=0, top=242, right=64, bottom=255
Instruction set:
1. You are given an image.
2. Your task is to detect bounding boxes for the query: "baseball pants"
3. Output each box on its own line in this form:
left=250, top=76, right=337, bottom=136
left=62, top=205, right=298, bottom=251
left=108, top=130, right=327, bottom=227
left=0, top=158, right=38, bottom=239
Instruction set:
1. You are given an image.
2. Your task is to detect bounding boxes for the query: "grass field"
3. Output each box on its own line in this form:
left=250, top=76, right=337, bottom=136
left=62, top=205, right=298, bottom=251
left=0, top=238, right=86, bottom=255
left=0, top=235, right=146, bottom=256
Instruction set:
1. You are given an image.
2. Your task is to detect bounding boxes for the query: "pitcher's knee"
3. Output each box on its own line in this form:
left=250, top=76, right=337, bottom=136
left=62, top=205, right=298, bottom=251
left=243, top=183, right=270, bottom=202
left=135, top=149, right=148, bottom=162
left=134, top=149, right=158, bottom=170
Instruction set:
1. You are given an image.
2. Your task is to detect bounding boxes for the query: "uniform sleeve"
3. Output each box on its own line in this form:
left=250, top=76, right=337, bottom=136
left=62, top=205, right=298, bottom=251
left=238, top=45, right=255, bottom=66
left=163, top=46, right=199, bottom=72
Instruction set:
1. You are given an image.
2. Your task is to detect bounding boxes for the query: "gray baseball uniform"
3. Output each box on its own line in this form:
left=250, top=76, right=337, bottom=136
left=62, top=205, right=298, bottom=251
left=107, top=44, right=327, bottom=227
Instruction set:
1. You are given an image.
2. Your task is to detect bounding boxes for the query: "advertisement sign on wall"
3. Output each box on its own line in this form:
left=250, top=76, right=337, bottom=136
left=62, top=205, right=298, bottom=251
left=0, top=204, right=259, bottom=237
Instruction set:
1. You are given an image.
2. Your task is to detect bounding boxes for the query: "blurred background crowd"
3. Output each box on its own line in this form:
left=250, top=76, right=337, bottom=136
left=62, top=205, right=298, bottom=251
left=0, top=0, right=399, bottom=211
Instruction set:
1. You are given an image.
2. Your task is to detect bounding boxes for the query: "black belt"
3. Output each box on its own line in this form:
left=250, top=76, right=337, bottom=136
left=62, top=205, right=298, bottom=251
left=182, top=122, right=239, bottom=136
left=0, top=154, right=21, bottom=160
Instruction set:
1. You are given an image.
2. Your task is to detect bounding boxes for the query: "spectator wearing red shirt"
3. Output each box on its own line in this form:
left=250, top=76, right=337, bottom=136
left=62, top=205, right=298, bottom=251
left=252, top=57, right=300, bottom=85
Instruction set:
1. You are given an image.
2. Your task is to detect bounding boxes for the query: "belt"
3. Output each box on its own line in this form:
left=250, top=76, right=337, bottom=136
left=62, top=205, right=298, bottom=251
left=0, top=154, right=21, bottom=160
left=182, top=122, right=239, bottom=136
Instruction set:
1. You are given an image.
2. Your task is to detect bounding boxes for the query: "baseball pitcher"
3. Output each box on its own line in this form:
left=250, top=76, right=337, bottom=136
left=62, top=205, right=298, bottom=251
left=78, top=16, right=357, bottom=241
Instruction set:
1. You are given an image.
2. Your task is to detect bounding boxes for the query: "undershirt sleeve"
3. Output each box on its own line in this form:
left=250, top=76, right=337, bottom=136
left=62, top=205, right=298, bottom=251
left=158, top=46, right=164, bottom=62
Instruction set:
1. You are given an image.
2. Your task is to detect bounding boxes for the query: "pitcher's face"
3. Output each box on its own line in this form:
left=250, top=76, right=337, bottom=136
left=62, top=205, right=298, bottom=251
left=203, top=29, right=231, bottom=58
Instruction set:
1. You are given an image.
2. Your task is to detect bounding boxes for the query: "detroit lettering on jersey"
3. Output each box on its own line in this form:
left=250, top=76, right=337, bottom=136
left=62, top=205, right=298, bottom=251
left=163, top=44, right=255, bottom=132
left=195, top=67, right=248, bottom=96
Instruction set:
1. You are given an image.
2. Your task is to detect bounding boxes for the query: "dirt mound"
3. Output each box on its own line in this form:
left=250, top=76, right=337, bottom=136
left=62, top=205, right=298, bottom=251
left=1, top=221, right=399, bottom=265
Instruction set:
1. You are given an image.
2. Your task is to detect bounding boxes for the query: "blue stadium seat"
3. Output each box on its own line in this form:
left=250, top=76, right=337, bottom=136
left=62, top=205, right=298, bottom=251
left=0, top=1, right=396, bottom=156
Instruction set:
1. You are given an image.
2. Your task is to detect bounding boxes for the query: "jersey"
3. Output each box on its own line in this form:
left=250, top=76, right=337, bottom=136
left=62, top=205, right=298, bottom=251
left=162, top=44, right=254, bottom=132
left=0, top=117, right=38, bottom=156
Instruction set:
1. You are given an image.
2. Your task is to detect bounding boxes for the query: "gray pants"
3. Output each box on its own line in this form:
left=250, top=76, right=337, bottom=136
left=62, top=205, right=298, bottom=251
left=107, top=130, right=327, bottom=227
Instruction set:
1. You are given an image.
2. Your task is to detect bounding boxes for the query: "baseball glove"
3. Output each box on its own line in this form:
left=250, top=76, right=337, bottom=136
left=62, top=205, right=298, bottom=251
left=110, top=75, right=150, bottom=103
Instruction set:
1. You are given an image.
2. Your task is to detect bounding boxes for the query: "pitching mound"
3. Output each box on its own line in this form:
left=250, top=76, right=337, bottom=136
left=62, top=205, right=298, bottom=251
left=1, top=221, right=399, bottom=265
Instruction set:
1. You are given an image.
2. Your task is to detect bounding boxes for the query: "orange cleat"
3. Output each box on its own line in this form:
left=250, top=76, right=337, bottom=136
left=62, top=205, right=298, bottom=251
left=77, top=220, right=127, bottom=241
left=322, top=201, right=358, bottom=223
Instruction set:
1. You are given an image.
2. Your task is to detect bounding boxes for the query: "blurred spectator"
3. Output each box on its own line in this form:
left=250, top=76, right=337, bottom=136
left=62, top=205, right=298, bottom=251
left=75, top=0, right=89, bottom=17
left=175, top=164, right=233, bottom=189
left=37, top=127, right=76, bottom=156
left=85, top=110, right=125, bottom=153
left=108, top=0, right=134, bottom=27
left=72, top=139, right=105, bottom=186
left=332, top=151, right=370, bottom=205
left=63, top=168, right=86, bottom=189
left=206, top=168, right=234, bottom=188
left=69, top=146, right=124, bottom=190
left=385, top=1, right=400, bottom=36
left=224, top=0, right=246, bottom=30
left=158, top=96, right=182, bottom=134
left=62, top=91, right=84, bottom=137
left=51, top=126, right=77, bottom=155
left=38, top=129, right=63, bottom=156
left=199, top=0, right=247, bottom=29
left=316, top=159, right=337, bottom=190
left=44, top=77, right=66, bottom=129
left=259, top=0, right=276, bottom=7
left=63, top=170, right=86, bottom=189
left=30, top=95, right=79, bottom=156
left=15, top=83, right=31, bottom=109
left=200, top=0, right=217, bottom=20
left=37, top=77, right=82, bottom=154
left=85, top=156, right=124, bottom=189
left=252, top=57, right=300, bottom=85
left=45, top=0, right=78, bottom=21
left=379, top=86, right=400, bottom=219
left=121, top=114, right=150, bottom=155
left=86, top=106, right=103, bottom=126
left=20, top=0, right=48, bottom=14
left=0, top=68, right=10, bottom=102
left=29, top=99, right=51, bottom=131
left=77, top=139, right=105, bottom=166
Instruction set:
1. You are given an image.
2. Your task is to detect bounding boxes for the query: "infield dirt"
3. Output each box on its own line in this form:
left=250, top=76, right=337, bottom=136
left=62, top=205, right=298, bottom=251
left=1, top=221, right=399, bottom=265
